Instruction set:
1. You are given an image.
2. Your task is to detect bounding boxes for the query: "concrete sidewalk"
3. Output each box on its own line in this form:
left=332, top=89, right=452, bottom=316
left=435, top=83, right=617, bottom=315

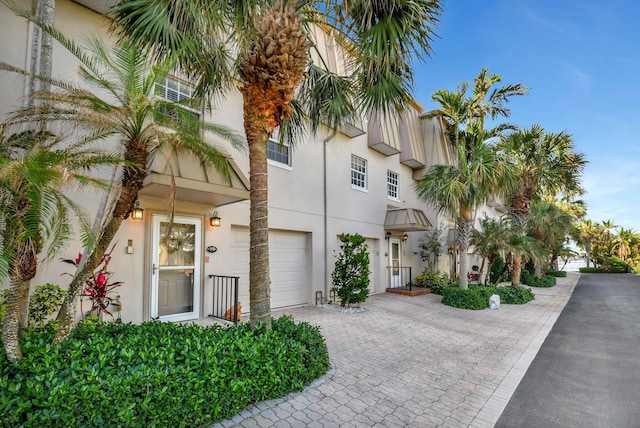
left=211, top=273, right=579, bottom=428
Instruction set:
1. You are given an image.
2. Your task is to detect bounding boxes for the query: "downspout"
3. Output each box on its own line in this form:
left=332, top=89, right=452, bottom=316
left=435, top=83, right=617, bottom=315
left=323, top=130, right=337, bottom=301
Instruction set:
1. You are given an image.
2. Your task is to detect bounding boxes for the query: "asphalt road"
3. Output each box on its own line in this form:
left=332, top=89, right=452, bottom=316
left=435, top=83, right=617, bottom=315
left=495, top=273, right=640, bottom=428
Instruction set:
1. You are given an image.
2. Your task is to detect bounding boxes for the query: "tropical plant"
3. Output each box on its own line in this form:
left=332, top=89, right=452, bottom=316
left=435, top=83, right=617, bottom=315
left=27, top=284, right=66, bottom=331
left=497, top=124, right=587, bottom=228
left=417, top=224, right=447, bottom=271
left=0, top=128, right=116, bottom=361
left=1, top=7, right=244, bottom=343
left=111, top=0, right=443, bottom=328
left=611, top=227, right=637, bottom=261
left=527, top=200, right=575, bottom=276
left=470, top=216, right=510, bottom=284
left=331, top=233, right=370, bottom=307
left=502, top=221, right=544, bottom=285
left=415, top=128, right=516, bottom=289
left=417, top=69, right=525, bottom=289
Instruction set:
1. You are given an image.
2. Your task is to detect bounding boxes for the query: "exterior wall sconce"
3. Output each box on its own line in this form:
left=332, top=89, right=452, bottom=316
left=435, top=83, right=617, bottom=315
left=210, top=211, right=221, bottom=227
left=131, top=201, right=144, bottom=220
left=402, top=233, right=408, bottom=242
left=384, top=231, right=391, bottom=240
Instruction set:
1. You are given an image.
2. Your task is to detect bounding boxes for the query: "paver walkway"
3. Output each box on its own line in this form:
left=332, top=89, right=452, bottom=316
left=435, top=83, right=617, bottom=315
left=210, top=273, right=579, bottom=428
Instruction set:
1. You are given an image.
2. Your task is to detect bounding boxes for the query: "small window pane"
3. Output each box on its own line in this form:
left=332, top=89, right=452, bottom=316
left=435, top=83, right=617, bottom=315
left=351, top=155, right=367, bottom=189
left=387, top=170, right=399, bottom=199
left=268, top=138, right=291, bottom=166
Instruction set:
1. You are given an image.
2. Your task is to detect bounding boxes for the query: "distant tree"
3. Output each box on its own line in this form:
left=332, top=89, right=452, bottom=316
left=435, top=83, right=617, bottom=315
left=418, top=224, right=447, bottom=271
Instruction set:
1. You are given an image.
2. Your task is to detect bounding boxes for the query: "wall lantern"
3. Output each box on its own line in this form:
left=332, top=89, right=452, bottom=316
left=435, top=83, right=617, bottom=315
left=384, top=231, right=391, bottom=240
left=131, top=201, right=144, bottom=220
left=210, top=211, right=221, bottom=227
left=402, top=233, right=409, bottom=242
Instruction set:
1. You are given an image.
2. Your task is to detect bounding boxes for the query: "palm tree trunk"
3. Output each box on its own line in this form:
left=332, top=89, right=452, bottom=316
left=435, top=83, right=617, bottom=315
left=236, top=0, right=310, bottom=330
left=457, top=218, right=472, bottom=290
left=38, top=0, right=55, bottom=92
left=54, top=154, right=147, bottom=344
left=2, top=279, right=29, bottom=361
left=585, top=239, right=591, bottom=268
left=534, top=260, right=542, bottom=277
left=512, top=256, right=522, bottom=285
left=2, top=240, right=38, bottom=362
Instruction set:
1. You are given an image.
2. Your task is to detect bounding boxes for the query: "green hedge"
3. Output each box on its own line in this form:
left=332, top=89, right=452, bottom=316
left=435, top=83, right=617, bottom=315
left=579, top=267, right=604, bottom=273
left=545, top=269, right=567, bottom=278
left=521, top=271, right=557, bottom=287
left=0, top=316, right=329, bottom=427
left=441, top=285, right=534, bottom=310
left=414, top=270, right=455, bottom=295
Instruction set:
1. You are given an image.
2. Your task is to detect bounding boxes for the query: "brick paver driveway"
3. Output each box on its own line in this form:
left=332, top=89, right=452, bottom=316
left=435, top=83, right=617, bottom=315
left=212, top=274, right=578, bottom=428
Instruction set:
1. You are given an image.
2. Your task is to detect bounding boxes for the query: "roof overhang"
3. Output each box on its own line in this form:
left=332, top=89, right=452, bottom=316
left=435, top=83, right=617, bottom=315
left=384, top=208, right=433, bottom=231
left=139, top=158, right=250, bottom=207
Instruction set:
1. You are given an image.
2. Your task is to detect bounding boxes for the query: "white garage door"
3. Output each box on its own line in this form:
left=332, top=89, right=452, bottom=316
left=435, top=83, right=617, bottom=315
left=230, top=227, right=308, bottom=311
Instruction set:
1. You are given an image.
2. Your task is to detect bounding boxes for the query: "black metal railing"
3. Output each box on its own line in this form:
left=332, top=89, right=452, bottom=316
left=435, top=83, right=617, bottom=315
left=386, top=266, right=413, bottom=291
left=208, top=275, right=240, bottom=323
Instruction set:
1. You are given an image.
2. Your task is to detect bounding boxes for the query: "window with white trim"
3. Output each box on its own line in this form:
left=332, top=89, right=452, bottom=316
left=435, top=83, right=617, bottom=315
left=267, top=128, right=292, bottom=167
left=351, top=154, right=367, bottom=190
left=387, top=170, right=399, bottom=200
left=154, top=76, right=200, bottom=123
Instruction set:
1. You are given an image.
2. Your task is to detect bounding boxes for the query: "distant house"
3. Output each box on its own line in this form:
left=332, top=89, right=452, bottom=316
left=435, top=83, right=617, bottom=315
left=0, top=0, right=504, bottom=323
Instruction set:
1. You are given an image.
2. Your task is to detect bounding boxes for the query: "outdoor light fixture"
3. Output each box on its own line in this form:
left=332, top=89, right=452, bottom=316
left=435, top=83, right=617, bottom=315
left=384, top=231, right=391, bottom=240
left=402, top=233, right=408, bottom=242
left=131, top=201, right=144, bottom=220
left=210, top=211, right=221, bottom=227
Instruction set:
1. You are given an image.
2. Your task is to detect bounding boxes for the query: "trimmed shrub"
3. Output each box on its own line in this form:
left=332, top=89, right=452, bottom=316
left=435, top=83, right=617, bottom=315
left=0, top=316, right=329, bottom=427
left=545, top=269, right=567, bottom=278
left=521, top=270, right=556, bottom=287
left=441, top=284, right=535, bottom=309
left=579, top=267, right=604, bottom=273
left=602, top=256, right=631, bottom=273
left=495, top=285, right=535, bottom=304
left=441, top=286, right=495, bottom=310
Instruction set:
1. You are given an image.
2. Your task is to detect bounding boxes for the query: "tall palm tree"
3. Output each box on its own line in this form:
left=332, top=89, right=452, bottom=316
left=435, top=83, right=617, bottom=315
left=111, top=0, right=443, bottom=328
left=498, top=124, right=587, bottom=228
left=419, top=69, right=525, bottom=289
left=502, top=221, right=543, bottom=286
left=1, top=8, right=244, bottom=343
left=415, top=129, right=515, bottom=289
left=0, top=128, right=117, bottom=361
left=574, top=219, right=597, bottom=268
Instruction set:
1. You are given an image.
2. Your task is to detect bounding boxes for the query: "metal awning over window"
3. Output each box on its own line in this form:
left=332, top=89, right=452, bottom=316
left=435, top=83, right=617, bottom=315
left=384, top=208, right=433, bottom=231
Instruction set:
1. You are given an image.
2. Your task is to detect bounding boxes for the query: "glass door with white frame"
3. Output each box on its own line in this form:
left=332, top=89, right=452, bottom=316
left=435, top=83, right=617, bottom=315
left=389, top=238, right=402, bottom=287
left=151, top=215, right=201, bottom=322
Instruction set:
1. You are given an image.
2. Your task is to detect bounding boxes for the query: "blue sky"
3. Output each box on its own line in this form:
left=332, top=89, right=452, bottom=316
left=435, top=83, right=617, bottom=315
left=410, top=0, right=640, bottom=231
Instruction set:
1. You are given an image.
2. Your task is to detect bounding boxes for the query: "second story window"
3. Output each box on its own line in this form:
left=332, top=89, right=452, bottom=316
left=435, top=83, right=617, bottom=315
left=154, top=76, right=200, bottom=124
left=351, top=154, right=367, bottom=190
left=267, top=138, right=291, bottom=167
left=387, top=170, right=399, bottom=200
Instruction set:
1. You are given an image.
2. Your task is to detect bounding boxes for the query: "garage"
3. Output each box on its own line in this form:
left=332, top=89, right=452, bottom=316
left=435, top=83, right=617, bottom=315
left=230, top=227, right=309, bottom=311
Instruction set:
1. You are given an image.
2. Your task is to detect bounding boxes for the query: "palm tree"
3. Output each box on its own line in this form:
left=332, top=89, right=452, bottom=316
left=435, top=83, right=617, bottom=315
left=611, top=227, right=637, bottom=261
left=527, top=200, right=574, bottom=276
left=574, top=219, right=598, bottom=268
left=470, top=216, right=509, bottom=284
left=418, top=69, right=525, bottom=289
left=1, top=9, right=244, bottom=343
left=111, top=0, right=444, bottom=328
left=502, top=222, right=543, bottom=286
left=0, top=128, right=117, bottom=361
left=498, top=124, right=587, bottom=228
left=415, top=129, right=515, bottom=289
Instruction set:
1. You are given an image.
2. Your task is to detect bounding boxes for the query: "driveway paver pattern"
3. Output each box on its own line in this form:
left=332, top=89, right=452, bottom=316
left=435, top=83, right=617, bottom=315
left=210, top=273, right=578, bottom=428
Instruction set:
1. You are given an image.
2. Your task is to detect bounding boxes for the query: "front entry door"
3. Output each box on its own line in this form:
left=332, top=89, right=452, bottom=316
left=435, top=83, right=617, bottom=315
left=151, top=215, right=201, bottom=322
left=389, top=238, right=402, bottom=287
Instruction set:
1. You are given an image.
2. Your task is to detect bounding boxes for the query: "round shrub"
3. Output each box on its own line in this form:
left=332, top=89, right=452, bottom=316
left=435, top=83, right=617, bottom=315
left=414, top=270, right=452, bottom=295
left=521, top=270, right=556, bottom=287
left=495, top=285, right=535, bottom=304
left=441, top=285, right=495, bottom=310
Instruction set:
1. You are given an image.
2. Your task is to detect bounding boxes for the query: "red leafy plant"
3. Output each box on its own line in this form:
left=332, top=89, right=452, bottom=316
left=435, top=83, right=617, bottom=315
left=62, top=246, right=123, bottom=318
